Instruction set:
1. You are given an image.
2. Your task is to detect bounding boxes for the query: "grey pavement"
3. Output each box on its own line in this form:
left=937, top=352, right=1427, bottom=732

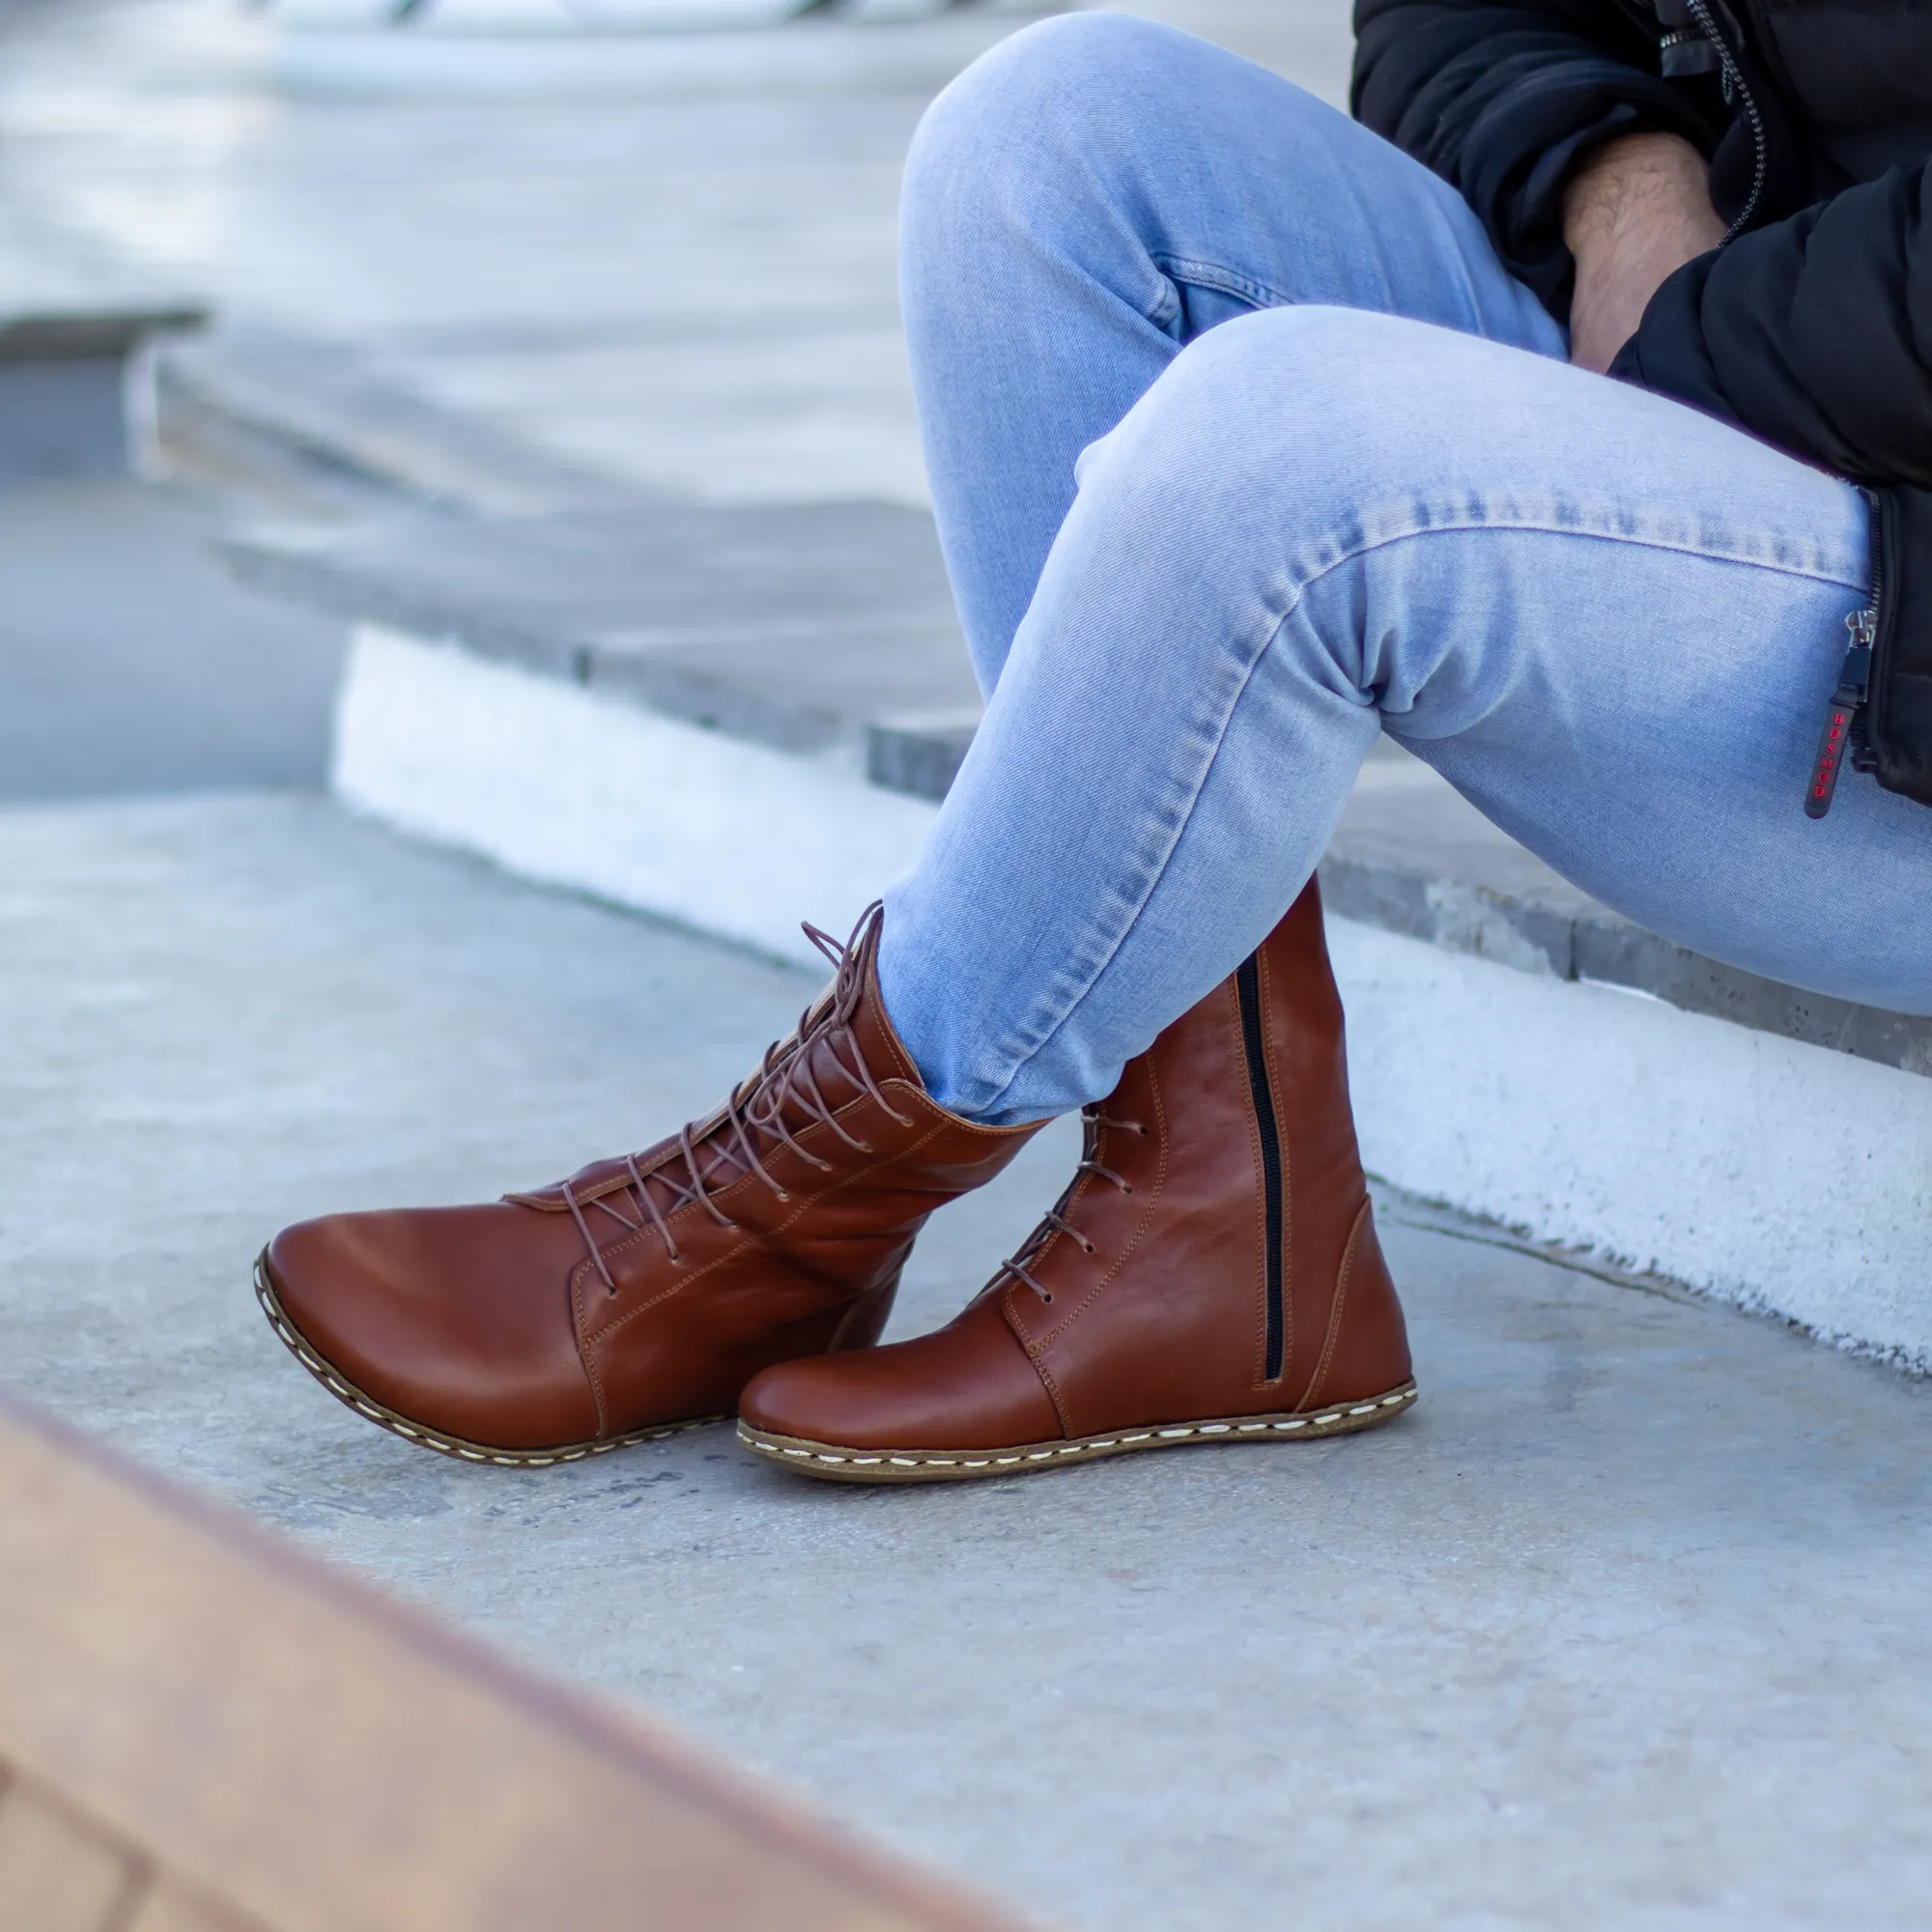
left=0, top=0, right=1353, bottom=509
left=4, top=791, right=1931, bottom=1930
left=0, top=476, right=342, bottom=800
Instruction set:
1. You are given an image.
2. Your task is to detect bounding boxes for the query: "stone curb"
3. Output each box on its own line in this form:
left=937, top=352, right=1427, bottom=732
left=1321, top=775, right=1932, bottom=1079
left=223, top=498, right=1930, bottom=1079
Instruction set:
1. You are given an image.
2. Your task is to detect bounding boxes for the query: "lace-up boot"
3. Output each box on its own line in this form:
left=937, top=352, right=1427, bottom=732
left=255, top=907, right=1039, bottom=1465
left=737, top=879, right=1415, bottom=1483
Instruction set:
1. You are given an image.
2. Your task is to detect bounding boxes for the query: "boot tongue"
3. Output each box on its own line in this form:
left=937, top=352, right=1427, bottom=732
left=733, top=909, right=915, bottom=1151
left=834, top=908, right=923, bottom=1091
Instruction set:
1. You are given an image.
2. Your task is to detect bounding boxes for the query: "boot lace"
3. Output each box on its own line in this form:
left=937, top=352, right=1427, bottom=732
left=554, top=904, right=913, bottom=1295
left=993, top=1107, right=1147, bottom=1307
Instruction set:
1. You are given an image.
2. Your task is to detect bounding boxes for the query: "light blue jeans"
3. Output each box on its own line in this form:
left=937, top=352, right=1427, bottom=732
left=877, top=14, right=1932, bottom=1126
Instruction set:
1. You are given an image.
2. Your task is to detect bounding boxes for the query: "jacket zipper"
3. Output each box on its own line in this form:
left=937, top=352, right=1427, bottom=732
left=1662, top=4, right=1884, bottom=817
left=1683, top=0, right=1768, bottom=239
left=1805, top=487, right=1887, bottom=819
left=1235, top=954, right=1286, bottom=1382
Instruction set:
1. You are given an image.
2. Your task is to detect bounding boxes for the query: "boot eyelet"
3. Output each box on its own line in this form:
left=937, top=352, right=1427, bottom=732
left=1082, top=1241, right=1095, bottom=1255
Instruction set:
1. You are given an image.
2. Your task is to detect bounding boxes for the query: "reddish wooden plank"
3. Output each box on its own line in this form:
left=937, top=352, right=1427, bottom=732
left=0, top=1774, right=142, bottom=1932
left=124, top=1876, right=263, bottom=1932
left=0, top=1392, right=1027, bottom=1932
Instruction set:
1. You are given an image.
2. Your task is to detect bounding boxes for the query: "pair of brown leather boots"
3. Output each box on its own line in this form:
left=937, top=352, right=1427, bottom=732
left=258, top=880, right=1414, bottom=1484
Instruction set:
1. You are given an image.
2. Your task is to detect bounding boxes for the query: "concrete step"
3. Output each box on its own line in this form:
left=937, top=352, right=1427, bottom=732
left=156, top=327, right=634, bottom=519
left=223, top=499, right=980, bottom=962
left=266, top=4, right=1050, bottom=99
left=224, top=499, right=1932, bottom=1368
left=0, top=211, right=206, bottom=482
left=1323, top=758, right=1932, bottom=1371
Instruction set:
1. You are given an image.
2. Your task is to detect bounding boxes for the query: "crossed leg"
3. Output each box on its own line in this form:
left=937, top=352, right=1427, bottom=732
left=875, top=14, right=1931, bottom=1128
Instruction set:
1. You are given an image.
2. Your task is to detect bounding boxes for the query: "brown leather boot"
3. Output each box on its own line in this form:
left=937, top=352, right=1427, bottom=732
left=255, top=907, right=1039, bottom=1466
left=737, top=880, right=1415, bottom=1483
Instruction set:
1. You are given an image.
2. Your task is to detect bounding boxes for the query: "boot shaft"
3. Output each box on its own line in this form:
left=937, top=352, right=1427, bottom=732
left=1242, top=880, right=1401, bottom=1407
left=1004, top=879, right=1409, bottom=1434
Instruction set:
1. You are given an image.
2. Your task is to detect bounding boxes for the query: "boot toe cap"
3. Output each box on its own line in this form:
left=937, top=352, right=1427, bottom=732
left=262, top=1206, right=600, bottom=1452
left=740, top=1298, right=1061, bottom=1452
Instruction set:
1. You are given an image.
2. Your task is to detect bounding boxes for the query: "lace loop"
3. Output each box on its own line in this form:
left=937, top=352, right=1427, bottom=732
left=560, top=1180, right=617, bottom=1295
left=993, top=1104, right=1145, bottom=1303
left=555, top=903, right=898, bottom=1293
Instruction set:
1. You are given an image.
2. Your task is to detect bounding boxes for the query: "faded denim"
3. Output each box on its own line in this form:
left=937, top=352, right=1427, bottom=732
left=878, top=14, right=1931, bottom=1124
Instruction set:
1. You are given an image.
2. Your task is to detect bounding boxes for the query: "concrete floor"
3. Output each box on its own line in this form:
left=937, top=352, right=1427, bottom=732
left=0, top=476, right=342, bottom=800
left=0, top=0, right=1353, bottom=510
left=4, top=791, right=1930, bottom=1930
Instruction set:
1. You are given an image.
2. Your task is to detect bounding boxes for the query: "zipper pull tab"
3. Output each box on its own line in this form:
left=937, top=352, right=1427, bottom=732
left=1804, top=611, right=1876, bottom=818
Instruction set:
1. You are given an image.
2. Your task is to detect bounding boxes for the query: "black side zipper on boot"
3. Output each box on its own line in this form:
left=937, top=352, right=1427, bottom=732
left=1235, top=954, right=1286, bottom=1381
left=1806, top=487, right=1888, bottom=819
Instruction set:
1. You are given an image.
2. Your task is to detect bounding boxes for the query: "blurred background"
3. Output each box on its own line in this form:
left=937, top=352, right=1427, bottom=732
left=0, top=0, right=1350, bottom=802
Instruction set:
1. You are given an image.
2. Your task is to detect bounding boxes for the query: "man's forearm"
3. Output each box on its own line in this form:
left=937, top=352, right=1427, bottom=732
left=1564, top=131, right=1725, bottom=374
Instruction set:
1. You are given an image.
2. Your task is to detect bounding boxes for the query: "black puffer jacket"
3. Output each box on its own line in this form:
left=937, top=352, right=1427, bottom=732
left=1352, top=0, right=1932, bottom=810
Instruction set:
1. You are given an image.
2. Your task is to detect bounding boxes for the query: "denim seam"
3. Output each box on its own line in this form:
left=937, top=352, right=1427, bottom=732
left=1149, top=252, right=1292, bottom=315
left=1142, top=273, right=1182, bottom=333
left=964, top=509, right=1866, bottom=1115
left=1288, top=511, right=1871, bottom=595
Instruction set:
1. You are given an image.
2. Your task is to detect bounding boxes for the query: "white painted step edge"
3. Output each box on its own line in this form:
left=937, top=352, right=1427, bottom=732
left=333, top=624, right=938, bottom=970
left=333, top=623, right=1932, bottom=1367
left=1332, top=919, right=1932, bottom=1372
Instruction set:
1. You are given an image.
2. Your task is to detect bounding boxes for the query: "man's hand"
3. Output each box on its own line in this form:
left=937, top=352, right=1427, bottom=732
left=1564, top=131, right=1726, bottom=374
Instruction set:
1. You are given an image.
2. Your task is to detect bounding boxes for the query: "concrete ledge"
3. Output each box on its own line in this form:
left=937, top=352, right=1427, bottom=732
left=230, top=499, right=1932, bottom=1363
left=334, top=624, right=938, bottom=966
left=158, top=329, right=629, bottom=516
left=1332, top=916, right=1932, bottom=1369
left=225, top=500, right=981, bottom=766
left=1324, top=759, right=1932, bottom=1079
left=230, top=499, right=1929, bottom=1068
left=0, top=216, right=207, bottom=482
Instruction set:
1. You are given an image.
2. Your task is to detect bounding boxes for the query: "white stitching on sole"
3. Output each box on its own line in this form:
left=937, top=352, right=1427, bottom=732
left=253, top=1255, right=718, bottom=1467
left=738, top=1384, right=1418, bottom=1481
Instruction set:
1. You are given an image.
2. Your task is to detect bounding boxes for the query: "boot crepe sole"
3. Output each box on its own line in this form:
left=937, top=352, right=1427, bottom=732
left=253, top=1250, right=724, bottom=1468
left=737, top=1382, right=1418, bottom=1485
